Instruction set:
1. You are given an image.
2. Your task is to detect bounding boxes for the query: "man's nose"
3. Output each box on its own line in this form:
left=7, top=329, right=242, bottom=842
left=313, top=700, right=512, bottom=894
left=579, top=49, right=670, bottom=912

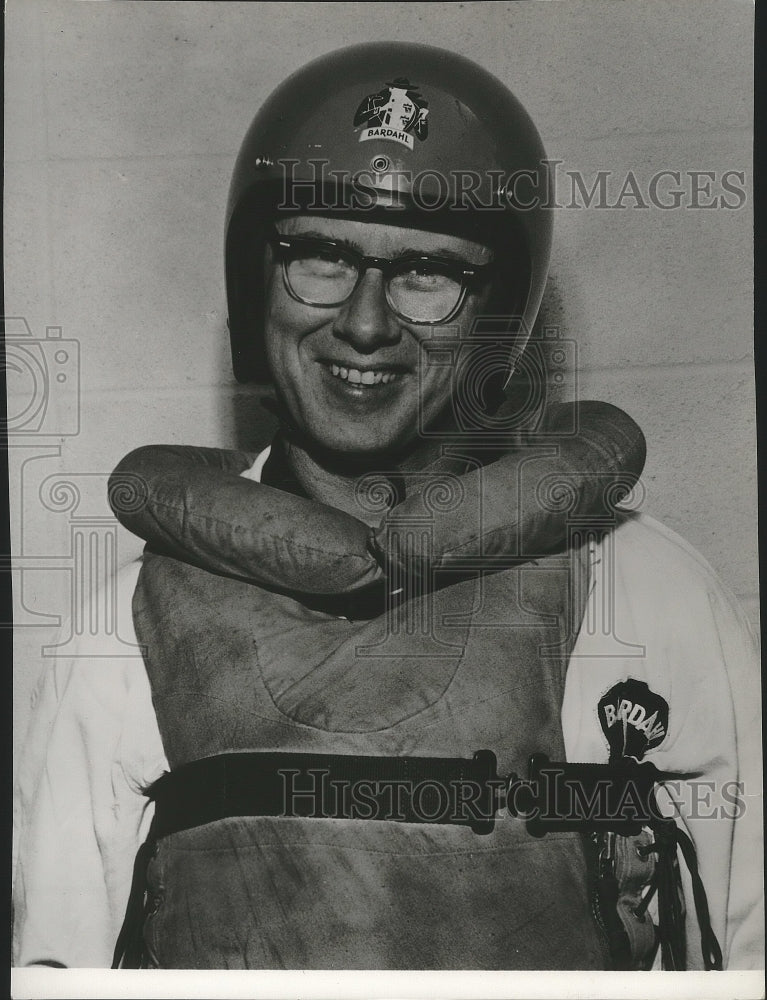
left=332, top=269, right=400, bottom=352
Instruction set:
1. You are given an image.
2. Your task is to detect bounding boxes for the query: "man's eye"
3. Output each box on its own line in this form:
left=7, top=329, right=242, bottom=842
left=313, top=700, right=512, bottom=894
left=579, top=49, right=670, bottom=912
left=396, top=266, right=455, bottom=291
left=293, top=252, right=353, bottom=277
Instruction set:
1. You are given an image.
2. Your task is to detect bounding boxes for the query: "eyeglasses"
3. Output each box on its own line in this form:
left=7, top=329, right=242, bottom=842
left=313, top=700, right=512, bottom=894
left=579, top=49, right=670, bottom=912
left=267, top=229, right=497, bottom=324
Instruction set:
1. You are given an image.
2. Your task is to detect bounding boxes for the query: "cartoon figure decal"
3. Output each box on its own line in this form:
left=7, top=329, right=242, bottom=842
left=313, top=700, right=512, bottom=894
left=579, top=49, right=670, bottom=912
left=354, top=78, right=429, bottom=150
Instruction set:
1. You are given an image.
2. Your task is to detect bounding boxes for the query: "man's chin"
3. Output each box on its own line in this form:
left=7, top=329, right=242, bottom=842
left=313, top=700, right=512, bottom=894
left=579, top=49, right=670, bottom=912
left=302, top=427, right=420, bottom=471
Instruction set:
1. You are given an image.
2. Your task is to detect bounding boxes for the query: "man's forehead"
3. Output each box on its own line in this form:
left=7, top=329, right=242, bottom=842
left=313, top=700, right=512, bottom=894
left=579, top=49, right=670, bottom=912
left=275, top=213, right=494, bottom=262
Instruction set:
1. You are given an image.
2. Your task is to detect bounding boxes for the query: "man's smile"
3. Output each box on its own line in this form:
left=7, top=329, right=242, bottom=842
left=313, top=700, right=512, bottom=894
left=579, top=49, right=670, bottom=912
left=327, top=364, right=400, bottom=385
left=316, top=355, right=410, bottom=388
left=316, top=358, right=409, bottom=402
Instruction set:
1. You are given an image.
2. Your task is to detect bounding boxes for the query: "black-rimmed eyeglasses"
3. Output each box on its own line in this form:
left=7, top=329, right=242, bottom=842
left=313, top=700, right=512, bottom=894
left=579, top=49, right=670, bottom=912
left=267, top=229, right=497, bottom=325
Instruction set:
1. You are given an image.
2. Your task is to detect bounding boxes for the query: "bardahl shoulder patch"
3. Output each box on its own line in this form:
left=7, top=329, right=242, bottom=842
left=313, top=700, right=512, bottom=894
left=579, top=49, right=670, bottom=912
left=598, top=679, right=669, bottom=762
left=354, top=78, right=429, bottom=150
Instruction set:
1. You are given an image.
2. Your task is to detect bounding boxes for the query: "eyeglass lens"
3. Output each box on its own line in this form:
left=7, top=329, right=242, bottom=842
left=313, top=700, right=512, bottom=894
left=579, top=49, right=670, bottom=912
left=284, top=245, right=464, bottom=323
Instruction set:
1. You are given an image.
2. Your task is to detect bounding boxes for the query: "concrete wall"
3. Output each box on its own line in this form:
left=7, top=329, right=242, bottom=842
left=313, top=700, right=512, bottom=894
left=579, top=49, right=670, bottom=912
left=6, top=0, right=756, bottom=762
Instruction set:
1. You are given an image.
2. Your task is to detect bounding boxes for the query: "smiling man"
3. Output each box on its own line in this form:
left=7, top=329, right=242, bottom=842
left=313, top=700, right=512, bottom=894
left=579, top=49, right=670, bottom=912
left=264, top=216, right=495, bottom=459
left=259, top=214, right=503, bottom=516
left=13, top=42, right=762, bottom=974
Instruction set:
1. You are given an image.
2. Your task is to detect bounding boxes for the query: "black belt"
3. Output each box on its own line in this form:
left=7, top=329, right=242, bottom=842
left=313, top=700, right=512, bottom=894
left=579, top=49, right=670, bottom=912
left=148, top=749, right=502, bottom=838
left=147, top=750, right=675, bottom=841
left=116, top=751, right=722, bottom=972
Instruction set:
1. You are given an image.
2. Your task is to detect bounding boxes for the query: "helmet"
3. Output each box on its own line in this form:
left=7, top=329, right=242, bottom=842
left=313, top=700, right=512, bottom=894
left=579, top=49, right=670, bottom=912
left=226, top=41, right=553, bottom=384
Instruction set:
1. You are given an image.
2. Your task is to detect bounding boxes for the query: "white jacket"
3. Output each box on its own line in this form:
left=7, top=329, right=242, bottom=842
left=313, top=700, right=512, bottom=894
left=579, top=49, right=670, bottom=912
left=12, top=478, right=764, bottom=969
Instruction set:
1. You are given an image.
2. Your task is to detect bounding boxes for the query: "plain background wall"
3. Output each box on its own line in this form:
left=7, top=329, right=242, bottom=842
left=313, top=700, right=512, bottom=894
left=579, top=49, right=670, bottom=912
left=6, top=0, right=756, bottom=764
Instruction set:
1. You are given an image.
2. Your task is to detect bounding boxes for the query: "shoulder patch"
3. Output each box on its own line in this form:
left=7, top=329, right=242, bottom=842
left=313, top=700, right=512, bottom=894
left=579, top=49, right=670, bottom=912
left=598, top=679, right=669, bottom=761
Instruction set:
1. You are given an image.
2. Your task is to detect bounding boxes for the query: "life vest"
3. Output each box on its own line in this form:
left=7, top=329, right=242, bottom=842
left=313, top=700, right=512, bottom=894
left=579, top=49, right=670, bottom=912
left=131, top=536, right=608, bottom=969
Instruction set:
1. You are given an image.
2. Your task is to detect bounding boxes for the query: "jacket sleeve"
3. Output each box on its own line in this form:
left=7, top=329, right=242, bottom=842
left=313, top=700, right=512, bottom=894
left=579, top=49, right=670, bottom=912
left=562, top=515, right=763, bottom=970
left=648, top=575, right=763, bottom=970
left=13, top=595, right=161, bottom=968
left=705, top=579, right=763, bottom=969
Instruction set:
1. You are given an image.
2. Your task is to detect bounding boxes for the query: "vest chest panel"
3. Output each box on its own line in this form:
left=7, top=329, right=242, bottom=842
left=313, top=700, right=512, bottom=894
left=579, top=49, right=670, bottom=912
left=133, top=550, right=605, bottom=970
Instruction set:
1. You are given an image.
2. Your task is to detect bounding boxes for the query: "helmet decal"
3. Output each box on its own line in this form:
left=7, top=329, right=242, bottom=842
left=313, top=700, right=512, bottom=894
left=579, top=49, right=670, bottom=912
left=353, top=78, right=429, bottom=149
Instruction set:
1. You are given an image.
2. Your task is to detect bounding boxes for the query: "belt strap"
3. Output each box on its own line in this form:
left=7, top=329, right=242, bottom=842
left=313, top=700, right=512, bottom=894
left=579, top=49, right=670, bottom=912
left=148, top=749, right=501, bottom=838
left=115, top=750, right=723, bottom=971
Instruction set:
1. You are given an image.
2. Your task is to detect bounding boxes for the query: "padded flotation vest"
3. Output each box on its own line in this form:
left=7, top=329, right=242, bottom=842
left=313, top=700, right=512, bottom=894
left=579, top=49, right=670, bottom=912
left=132, top=529, right=608, bottom=969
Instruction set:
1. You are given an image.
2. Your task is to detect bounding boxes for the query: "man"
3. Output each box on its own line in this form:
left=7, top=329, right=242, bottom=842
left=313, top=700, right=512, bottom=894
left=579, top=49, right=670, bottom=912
left=13, top=41, right=762, bottom=972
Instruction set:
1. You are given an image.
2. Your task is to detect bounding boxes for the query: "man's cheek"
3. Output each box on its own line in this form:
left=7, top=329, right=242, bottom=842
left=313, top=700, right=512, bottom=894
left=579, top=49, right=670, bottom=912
left=420, top=367, right=456, bottom=418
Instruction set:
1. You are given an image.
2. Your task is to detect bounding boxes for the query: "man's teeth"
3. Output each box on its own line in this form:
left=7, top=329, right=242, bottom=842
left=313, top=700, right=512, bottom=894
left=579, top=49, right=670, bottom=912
left=329, top=364, right=398, bottom=385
